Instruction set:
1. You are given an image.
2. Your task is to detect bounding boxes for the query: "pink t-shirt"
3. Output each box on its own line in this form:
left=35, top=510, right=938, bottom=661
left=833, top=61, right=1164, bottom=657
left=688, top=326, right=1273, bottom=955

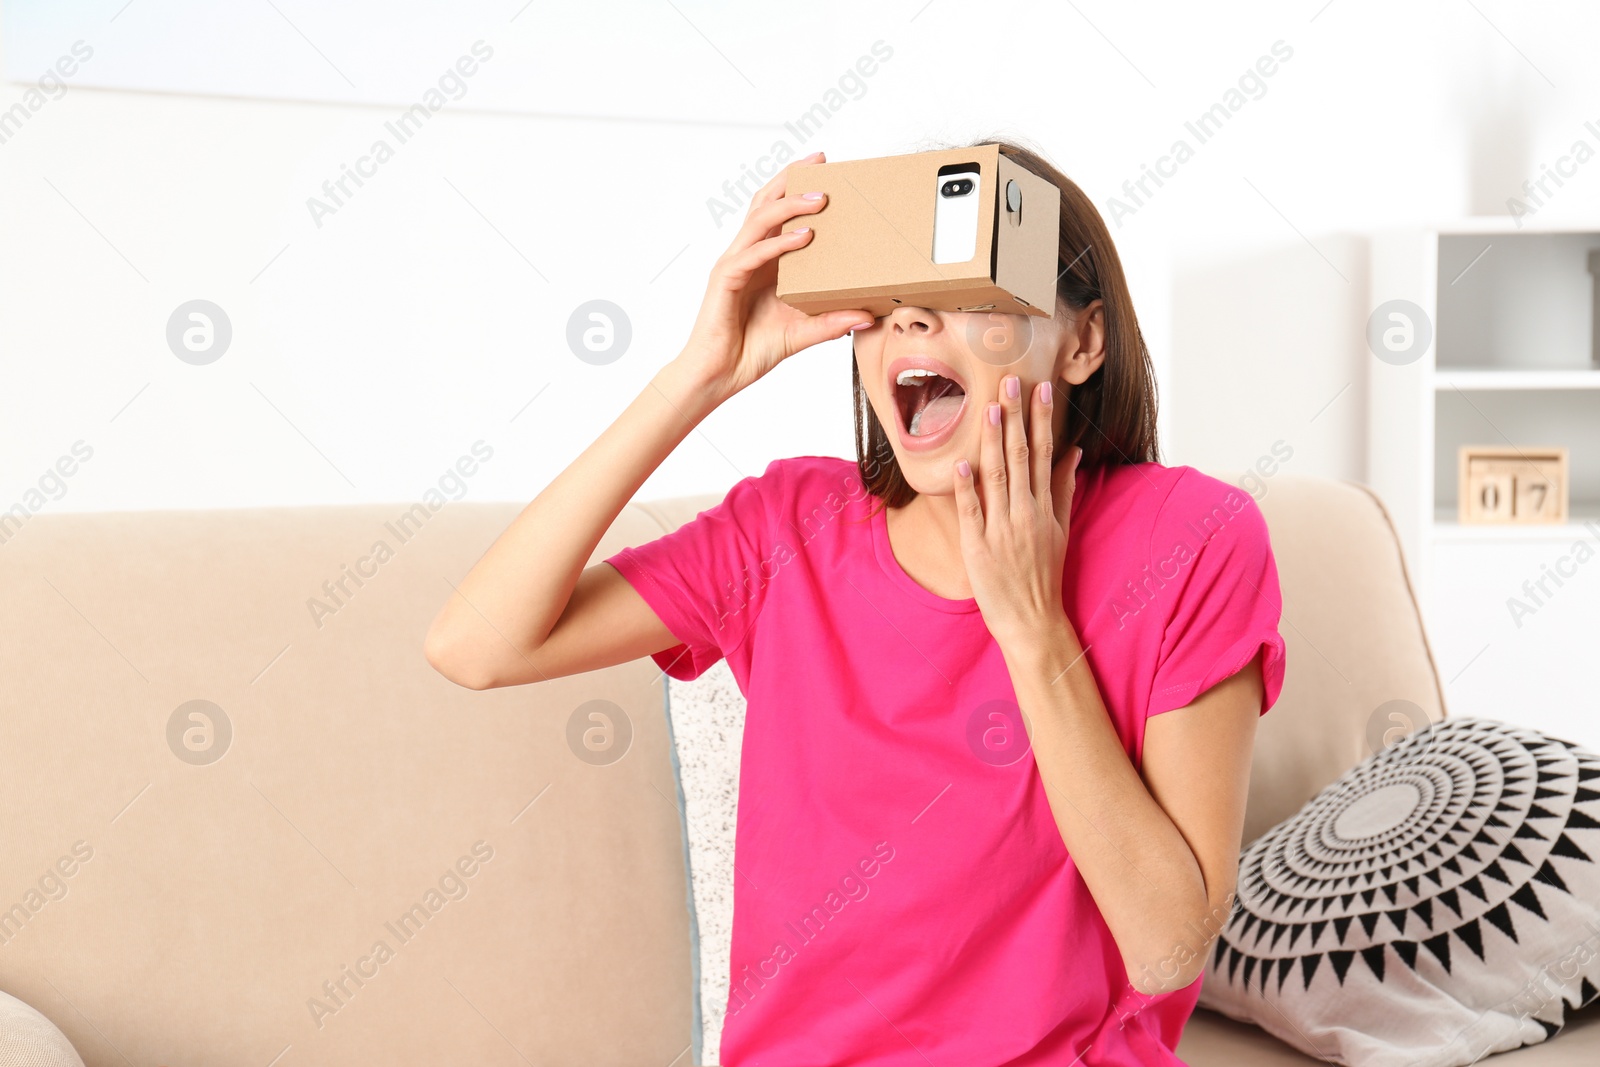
left=605, top=454, right=1286, bottom=1066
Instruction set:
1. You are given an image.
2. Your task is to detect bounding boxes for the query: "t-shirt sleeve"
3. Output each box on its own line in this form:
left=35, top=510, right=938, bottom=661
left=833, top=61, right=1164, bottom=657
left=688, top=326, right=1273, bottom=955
left=1145, top=470, right=1287, bottom=718
left=602, top=459, right=781, bottom=682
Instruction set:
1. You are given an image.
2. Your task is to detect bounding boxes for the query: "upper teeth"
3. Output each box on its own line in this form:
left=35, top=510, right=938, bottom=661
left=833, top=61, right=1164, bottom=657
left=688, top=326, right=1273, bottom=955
left=896, top=368, right=944, bottom=386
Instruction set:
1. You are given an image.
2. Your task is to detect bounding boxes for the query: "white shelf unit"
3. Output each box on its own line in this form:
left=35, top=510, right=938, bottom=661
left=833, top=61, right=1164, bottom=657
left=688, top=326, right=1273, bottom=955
left=1367, top=220, right=1600, bottom=747
left=1433, top=368, right=1600, bottom=391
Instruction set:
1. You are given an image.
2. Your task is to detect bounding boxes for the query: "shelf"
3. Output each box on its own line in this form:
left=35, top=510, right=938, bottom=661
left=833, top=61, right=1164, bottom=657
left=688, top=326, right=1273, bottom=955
left=1432, top=506, right=1600, bottom=543
left=1429, top=217, right=1600, bottom=236
left=1435, top=369, right=1600, bottom=391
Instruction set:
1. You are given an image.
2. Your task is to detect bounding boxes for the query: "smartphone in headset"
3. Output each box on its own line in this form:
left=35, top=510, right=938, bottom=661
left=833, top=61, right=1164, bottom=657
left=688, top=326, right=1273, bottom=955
left=931, top=163, right=982, bottom=264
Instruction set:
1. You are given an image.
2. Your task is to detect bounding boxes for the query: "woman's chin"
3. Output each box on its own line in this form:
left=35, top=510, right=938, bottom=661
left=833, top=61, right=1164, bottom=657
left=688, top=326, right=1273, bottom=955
left=890, top=447, right=974, bottom=495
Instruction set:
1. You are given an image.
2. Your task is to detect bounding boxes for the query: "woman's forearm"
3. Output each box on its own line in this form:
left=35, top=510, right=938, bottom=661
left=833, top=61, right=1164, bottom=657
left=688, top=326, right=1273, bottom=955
left=425, top=355, right=726, bottom=686
left=1002, top=623, right=1218, bottom=996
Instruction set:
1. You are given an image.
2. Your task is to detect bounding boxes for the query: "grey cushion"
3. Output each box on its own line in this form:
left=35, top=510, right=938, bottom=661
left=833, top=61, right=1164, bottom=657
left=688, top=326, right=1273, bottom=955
left=664, top=660, right=748, bottom=1067
left=0, top=992, right=85, bottom=1067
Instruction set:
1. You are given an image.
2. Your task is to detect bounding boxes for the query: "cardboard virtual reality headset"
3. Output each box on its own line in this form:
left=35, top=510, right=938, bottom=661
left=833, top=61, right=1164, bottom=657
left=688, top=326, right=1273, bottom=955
left=776, top=144, right=1061, bottom=319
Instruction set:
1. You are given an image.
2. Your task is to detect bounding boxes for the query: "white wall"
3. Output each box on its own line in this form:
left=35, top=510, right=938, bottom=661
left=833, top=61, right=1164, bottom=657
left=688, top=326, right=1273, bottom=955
left=3, top=0, right=1598, bottom=520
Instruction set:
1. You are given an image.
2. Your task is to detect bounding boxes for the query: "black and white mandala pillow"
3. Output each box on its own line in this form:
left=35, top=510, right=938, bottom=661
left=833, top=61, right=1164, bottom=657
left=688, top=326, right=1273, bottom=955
left=1198, top=717, right=1600, bottom=1067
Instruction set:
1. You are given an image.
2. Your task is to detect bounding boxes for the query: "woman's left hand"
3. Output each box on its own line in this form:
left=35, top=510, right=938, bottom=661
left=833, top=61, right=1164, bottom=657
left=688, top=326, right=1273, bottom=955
left=952, top=374, right=1082, bottom=654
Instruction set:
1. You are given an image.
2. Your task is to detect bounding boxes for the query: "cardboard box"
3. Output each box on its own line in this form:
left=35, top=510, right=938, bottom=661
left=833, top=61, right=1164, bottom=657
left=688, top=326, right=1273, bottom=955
left=776, top=144, right=1061, bottom=319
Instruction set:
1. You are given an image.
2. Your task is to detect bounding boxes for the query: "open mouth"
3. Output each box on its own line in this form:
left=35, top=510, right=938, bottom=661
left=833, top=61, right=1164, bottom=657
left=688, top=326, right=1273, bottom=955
left=893, top=366, right=968, bottom=439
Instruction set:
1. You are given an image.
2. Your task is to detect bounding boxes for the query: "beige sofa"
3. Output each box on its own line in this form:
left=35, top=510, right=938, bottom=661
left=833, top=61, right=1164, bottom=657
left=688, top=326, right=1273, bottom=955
left=2, top=469, right=1598, bottom=1065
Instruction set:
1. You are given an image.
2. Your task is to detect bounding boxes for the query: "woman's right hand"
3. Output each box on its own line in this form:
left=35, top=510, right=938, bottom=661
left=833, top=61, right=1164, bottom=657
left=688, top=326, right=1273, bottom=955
left=676, top=149, right=875, bottom=403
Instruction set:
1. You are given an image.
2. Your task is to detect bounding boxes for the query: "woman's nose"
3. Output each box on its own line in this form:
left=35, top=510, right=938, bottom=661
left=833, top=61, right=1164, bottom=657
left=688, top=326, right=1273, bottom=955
left=888, top=306, right=942, bottom=335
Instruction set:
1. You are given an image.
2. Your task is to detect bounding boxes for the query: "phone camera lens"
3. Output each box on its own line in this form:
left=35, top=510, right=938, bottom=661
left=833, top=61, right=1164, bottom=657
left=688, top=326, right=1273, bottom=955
left=940, top=178, right=972, bottom=197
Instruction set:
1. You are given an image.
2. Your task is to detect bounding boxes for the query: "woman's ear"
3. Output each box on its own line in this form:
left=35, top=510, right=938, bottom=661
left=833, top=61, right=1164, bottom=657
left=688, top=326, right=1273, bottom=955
left=1058, top=299, right=1107, bottom=386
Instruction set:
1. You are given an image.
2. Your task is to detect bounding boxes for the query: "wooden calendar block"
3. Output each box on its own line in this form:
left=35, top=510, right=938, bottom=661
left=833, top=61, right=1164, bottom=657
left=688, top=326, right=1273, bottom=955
left=1458, top=446, right=1568, bottom=524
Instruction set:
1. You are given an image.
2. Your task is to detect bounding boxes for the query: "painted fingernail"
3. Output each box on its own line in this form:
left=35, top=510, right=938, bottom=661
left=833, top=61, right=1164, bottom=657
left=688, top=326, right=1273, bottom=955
left=802, top=191, right=824, bottom=200
left=956, top=459, right=971, bottom=478
left=1041, top=381, right=1052, bottom=405
left=1005, top=375, right=1019, bottom=400
left=848, top=319, right=873, bottom=332
left=793, top=226, right=811, bottom=234
left=988, top=403, right=1001, bottom=425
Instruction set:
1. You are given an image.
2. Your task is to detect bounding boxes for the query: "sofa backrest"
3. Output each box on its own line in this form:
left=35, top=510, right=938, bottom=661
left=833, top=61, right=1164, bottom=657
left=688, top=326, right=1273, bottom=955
left=1, top=500, right=692, bottom=1066
left=1214, top=472, right=1446, bottom=841
left=0, top=469, right=1441, bottom=1065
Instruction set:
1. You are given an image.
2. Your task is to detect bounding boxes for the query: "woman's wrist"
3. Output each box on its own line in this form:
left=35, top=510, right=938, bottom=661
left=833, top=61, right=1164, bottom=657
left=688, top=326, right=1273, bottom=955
left=654, top=355, right=732, bottom=424
left=1000, top=614, right=1085, bottom=684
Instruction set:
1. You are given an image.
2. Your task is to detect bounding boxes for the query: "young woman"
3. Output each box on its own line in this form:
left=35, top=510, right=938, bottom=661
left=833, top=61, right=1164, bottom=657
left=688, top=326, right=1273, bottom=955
left=425, top=138, right=1287, bottom=1066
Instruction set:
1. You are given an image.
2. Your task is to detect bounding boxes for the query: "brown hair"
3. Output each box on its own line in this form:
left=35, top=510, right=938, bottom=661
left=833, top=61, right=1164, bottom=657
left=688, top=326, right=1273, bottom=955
left=852, top=136, right=1161, bottom=510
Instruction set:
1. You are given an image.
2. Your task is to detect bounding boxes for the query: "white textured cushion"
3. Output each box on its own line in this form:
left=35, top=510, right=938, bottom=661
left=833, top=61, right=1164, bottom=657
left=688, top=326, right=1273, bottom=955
left=664, top=659, right=746, bottom=1067
left=0, top=992, right=85, bottom=1067
left=1199, top=717, right=1600, bottom=1066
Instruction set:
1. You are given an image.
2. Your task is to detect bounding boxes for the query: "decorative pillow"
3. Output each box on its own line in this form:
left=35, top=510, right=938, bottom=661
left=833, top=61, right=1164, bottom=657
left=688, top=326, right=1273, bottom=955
left=662, top=659, right=746, bottom=1067
left=1199, top=717, right=1600, bottom=1066
left=0, top=990, right=87, bottom=1066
